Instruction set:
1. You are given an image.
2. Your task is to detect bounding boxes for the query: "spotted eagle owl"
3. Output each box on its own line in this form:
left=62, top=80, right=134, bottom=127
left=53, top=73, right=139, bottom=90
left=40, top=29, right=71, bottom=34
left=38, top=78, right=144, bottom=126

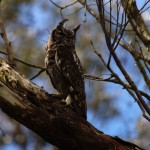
left=45, top=19, right=87, bottom=119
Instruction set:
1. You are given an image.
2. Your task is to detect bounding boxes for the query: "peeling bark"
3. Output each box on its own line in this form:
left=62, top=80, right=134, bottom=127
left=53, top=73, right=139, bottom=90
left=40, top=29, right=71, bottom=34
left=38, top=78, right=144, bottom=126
left=0, top=58, right=143, bottom=150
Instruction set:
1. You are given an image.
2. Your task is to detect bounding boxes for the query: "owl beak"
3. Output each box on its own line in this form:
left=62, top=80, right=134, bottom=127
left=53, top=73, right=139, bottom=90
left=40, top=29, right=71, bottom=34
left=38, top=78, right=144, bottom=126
left=73, top=24, right=81, bottom=33
left=57, top=19, right=69, bottom=29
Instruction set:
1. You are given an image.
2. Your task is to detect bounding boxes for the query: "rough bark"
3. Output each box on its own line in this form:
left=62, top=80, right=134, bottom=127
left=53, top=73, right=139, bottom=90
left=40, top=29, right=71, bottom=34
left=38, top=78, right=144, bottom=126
left=121, top=0, right=150, bottom=50
left=0, top=58, right=143, bottom=150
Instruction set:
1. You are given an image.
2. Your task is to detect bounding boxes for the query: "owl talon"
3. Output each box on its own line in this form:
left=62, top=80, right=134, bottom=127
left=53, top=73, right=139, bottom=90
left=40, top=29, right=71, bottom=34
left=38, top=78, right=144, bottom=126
left=61, top=95, right=72, bottom=107
left=65, top=95, right=72, bottom=106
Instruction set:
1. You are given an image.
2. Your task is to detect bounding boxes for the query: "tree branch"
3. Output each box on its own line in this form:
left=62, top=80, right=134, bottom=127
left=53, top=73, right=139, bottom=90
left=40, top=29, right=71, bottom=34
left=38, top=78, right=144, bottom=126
left=84, top=74, right=150, bottom=101
left=121, top=0, right=150, bottom=50
left=0, top=17, right=17, bottom=70
left=0, top=50, right=44, bottom=69
left=77, top=0, right=150, bottom=66
left=96, top=0, right=150, bottom=121
left=0, top=58, right=143, bottom=150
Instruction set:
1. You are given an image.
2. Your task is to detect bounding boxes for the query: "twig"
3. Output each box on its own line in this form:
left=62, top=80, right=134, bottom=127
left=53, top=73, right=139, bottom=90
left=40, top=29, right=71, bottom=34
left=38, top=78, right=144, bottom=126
left=89, top=41, right=150, bottom=101
left=77, top=0, right=150, bottom=65
left=133, top=39, right=150, bottom=90
left=90, top=40, right=107, bottom=66
left=121, top=0, right=150, bottom=50
left=77, top=0, right=100, bottom=22
left=50, top=0, right=63, bottom=9
left=97, top=0, right=150, bottom=117
left=84, top=74, right=150, bottom=101
left=139, top=0, right=150, bottom=14
left=49, top=0, right=78, bottom=18
left=30, top=68, right=45, bottom=80
left=111, top=42, right=150, bottom=115
left=50, top=0, right=77, bottom=9
left=0, top=50, right=44, bottom=69
left=139, top=47, right=150, bottom=72
left=0, top=16, right=17, bottom=70
left=65, top=7, right=83, bottom=17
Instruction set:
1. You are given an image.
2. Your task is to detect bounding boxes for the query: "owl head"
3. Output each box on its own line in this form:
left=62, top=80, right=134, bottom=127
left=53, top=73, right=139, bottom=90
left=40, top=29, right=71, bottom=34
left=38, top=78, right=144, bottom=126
left=51, top=19, right=80, bottom=46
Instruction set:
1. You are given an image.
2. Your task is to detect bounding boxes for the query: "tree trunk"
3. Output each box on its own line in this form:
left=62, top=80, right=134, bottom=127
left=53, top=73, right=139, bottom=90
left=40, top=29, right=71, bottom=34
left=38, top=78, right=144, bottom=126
left=0, top=58, right=143, bottom=150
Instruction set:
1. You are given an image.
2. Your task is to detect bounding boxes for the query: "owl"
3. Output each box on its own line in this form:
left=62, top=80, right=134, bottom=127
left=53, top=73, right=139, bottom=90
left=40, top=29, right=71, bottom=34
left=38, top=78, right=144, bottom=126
left=45, top=19, right=87, bottom=120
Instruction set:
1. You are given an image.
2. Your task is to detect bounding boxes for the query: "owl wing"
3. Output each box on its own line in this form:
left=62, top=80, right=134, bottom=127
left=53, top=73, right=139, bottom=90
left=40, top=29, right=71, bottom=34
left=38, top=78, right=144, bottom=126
left=55, top=47, right=87, bottom=119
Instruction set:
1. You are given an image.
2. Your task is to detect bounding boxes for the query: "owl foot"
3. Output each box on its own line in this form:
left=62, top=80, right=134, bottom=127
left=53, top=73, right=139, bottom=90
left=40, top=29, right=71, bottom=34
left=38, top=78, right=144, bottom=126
left=61, top=95, right=72, bottom=106
left=65, top=95, right=72, bottom=106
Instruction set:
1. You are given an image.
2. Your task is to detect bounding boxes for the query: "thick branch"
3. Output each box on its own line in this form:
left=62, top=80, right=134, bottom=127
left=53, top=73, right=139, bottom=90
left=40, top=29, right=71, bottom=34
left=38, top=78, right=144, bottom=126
left=0, top=58, right=143, bottom=150
left=121, top=0, right=150, bottom=49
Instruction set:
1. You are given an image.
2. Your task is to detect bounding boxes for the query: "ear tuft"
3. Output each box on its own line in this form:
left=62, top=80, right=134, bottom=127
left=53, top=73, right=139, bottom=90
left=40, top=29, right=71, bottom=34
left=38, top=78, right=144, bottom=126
left=73, top=24, right=81, bottom=33
left=57, top=19, right=69, bottom=29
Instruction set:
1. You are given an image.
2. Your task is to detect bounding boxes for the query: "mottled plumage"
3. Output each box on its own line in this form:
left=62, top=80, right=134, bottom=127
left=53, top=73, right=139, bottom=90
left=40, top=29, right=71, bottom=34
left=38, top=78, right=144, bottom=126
left=45, top=19, right=87, bottom=119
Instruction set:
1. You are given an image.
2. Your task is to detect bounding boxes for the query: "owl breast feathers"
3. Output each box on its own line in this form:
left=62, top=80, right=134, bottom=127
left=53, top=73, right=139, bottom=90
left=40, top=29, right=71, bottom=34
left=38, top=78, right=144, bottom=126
left=45, top=19, right=87, bottom=120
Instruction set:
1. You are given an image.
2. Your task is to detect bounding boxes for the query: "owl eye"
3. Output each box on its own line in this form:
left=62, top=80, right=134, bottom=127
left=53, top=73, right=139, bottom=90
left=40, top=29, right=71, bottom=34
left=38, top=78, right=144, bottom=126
left=60, top=28, right=74, bottom=37
left=65, top=31, right=74, bottom=37
left=68, top=31, right=74, bottom=36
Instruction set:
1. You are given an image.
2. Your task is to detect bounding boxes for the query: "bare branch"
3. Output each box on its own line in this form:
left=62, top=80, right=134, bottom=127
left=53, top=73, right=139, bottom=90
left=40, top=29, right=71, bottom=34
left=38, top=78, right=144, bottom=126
left=49, top=0, right=78, bottom=18
left=50, top=0, right=77, bottom=9
left=139, top=0, right=150, bottom=13
left=30, top=68, right=45, bottom=80
left=121, top=0, right=150, bottom=50
left=91, top=0, right=150, bottom=120
left=130, top=40, right=150, bottom=90
left=77, top=0, right=100, bottom=22
left=83, top=74, right=150, bottom=101
left=77, top=1, right=150, bottom=65
left=0, top=17, right=17, bottom=70
left=0, top=50, right=44, bottom=69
